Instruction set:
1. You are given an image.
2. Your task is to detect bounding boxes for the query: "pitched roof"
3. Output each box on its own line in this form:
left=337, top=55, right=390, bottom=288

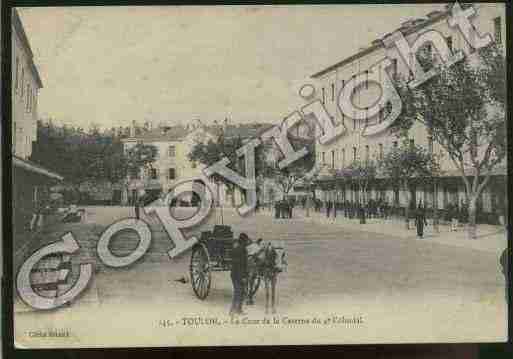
left=13, top=155, right=63, bottom=181
left=205, top=123, right=274, bottom=139
left=122, top=123, right=274, bottom=143
left=123, top=125, right=190, bottom=142
left=311, top=9, right=450, bottom=79
left=12, top=9, right=43, bottom=88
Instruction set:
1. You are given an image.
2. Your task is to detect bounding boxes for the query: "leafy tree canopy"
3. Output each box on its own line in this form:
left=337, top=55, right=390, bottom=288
left=391, top=43, right=506, bottom=178
left=380, top=140, right=440, bottom=183
left=31, top=120, right=156, bottom=188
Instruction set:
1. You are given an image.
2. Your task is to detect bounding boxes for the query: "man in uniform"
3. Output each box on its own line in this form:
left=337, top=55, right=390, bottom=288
left=134, top=189, right=146, bottom=220
left=230, top=233, right=249, bottom=315
left=415, top=201, right=428, bottom=239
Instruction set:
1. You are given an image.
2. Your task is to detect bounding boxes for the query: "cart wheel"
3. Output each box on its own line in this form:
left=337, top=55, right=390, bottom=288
left=190, top=243, right=211, bottom=300
left=247, top=274, right=261, bottom=298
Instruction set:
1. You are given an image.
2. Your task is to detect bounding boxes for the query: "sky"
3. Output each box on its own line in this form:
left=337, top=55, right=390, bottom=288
left=18, top=4, right=448, bottom=130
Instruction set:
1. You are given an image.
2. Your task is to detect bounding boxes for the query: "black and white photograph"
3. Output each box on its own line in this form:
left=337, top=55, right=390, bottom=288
left=8, top=2, right=509, bottom=348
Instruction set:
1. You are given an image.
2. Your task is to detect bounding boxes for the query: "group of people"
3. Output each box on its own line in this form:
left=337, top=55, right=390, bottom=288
left=444, top=200, right=469, bottom=223
left=308, top=196, right=432, bottom=238
left=318, top=198, right=394, bottom=220
left=273, top=199, right=295, bottom=219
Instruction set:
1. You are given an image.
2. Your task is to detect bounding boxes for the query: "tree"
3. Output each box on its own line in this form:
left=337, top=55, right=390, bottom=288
left=31, top=120, right=156, bottom=204
left=188, top=131, right=243, bottom=168
left=125, top=143, right=158, bottom=180
left=267, top=186, right=275, bottom=202
left=261, top=162, right=311, bottom=197
left=32, top=121, right=129, bottom=196
left=344, top=159, right=378, bottom=224
left=392, top=42, right=506, bottom=238
left=380, top=140, right=440, bottom=229
left=188, top=132, right=244, bottom=207
left=189, top=131, right=315, bottom=204
left=124, top=143, right=158, bottom=204
left=258, top=138, right=315, bottom=198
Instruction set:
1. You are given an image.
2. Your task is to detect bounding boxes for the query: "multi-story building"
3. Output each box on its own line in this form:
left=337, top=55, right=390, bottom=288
left=121, top=120, right=273, bottom=207
left=121, top=121, right=212, bottom=204
left=12, top=9, right=63, bottom=236
left=311, top=3, right=506, bottom=222
left=12, top=9, right=42, bottom=159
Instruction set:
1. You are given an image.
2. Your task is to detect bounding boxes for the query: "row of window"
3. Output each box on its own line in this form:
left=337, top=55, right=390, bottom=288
left=14, top=56, right=36, bottom=113
left=321, top=186, right=487, bottom=209
left=168, top=145, right=176, bottom=157
left=127, top=145, right=176, bottom=158
left=131, top=167, right=177, bottom=180
left=152, top=145, right=176, bottom=157
left=321, top=60, right=398, bottom=106
left=320, top=137, right=434, bottom=168
left=150, top=168, right=177, bottom=180
left=320, top=17, right=502, bottom=106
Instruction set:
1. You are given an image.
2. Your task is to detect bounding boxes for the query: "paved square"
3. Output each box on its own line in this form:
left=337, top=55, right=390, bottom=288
left=14, top=206, right=508, bottom=347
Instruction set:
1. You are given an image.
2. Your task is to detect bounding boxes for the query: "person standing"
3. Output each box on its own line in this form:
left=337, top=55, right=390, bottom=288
left=230, top=233, right=249, bottom=315
left=358, top=202, right=366, bottom=224
left=134, top=195, right=141, bottom=220
left=415, top=202, right=428, bottom=239
left=449, top=203, right=458, bottom=231
left=274, top=201, right=280, bottom=219
left=136, top=189, right=147, bottom=220
left=30, top=199, right=43, bottom=232
left=383, top=200, right=389, bottom=220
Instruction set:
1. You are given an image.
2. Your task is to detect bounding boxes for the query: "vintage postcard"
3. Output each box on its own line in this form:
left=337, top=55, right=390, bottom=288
left=9, top=3, right=508, bottom=348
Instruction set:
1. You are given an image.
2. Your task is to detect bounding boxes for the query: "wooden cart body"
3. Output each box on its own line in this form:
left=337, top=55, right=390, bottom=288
left=189, top=225, right=260, bottom=299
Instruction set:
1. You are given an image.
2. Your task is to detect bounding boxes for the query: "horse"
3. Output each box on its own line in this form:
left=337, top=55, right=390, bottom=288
left=246, top=239, right=287, bottom=314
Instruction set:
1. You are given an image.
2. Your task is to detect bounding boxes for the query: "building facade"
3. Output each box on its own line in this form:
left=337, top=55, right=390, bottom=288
left=121, top=122, right=214, bottom=204
left=311, top=3, right=506, bottom=223
left=121, top=121, right=272, bottom=207
left=12, top=9, right=42, bottom=159
left=12, top=9, right=63, bottom=236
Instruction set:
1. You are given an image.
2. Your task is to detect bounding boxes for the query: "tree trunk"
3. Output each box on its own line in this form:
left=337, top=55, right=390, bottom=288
left=433, top=179, right=440, bottom=234
left=216, top=180, right=224, bottom=224
left=360, top=184, right=366, bottom=224
left=404, top=180, right=410, bottom=230
left=467, top=195, right=478, bottom=239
